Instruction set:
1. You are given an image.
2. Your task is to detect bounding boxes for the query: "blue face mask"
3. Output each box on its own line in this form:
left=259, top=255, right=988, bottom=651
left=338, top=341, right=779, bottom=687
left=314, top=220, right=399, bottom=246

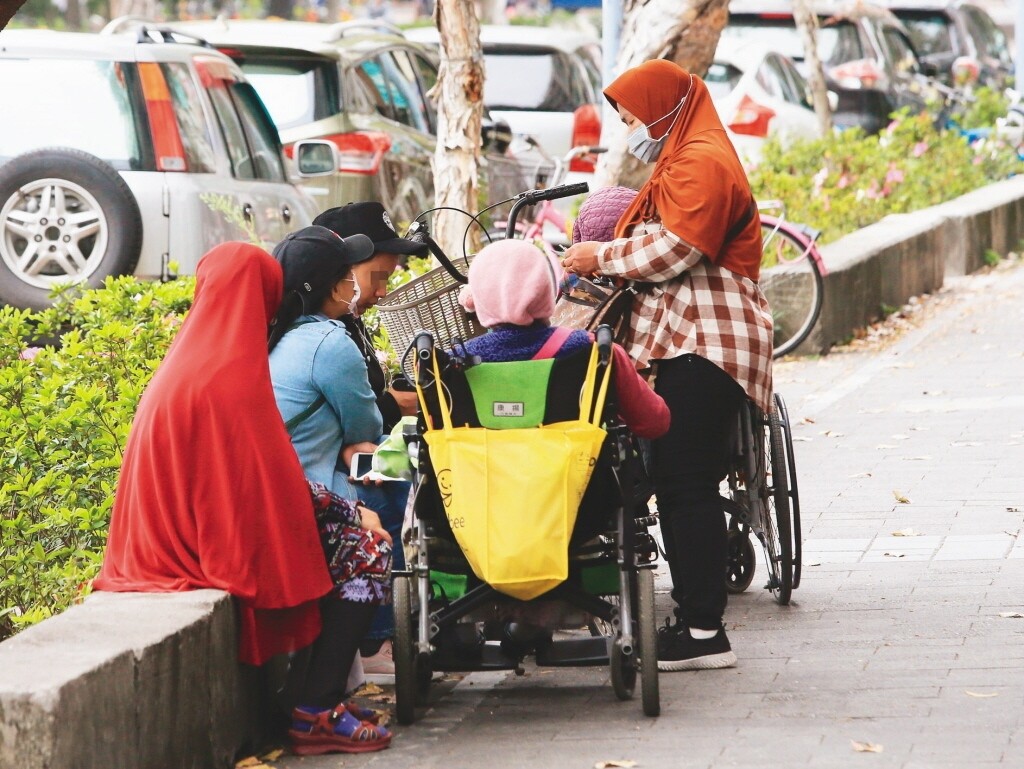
left=625, top=74, right=694, bottom=164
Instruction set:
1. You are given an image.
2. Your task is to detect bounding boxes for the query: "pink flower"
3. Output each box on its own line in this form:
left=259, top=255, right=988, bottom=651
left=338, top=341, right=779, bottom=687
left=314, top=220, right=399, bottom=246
left=19, top=347, right=41, bottom=361
left=885, top=164, right=904, bottom=185
left=913, top=141, right=928, bottom=157
left=837, top=173, right=852, bottom=189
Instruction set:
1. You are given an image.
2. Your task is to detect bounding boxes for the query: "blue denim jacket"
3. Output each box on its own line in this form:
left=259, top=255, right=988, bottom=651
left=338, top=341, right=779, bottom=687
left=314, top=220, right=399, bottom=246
left=269, top=314, right=383, bottom=500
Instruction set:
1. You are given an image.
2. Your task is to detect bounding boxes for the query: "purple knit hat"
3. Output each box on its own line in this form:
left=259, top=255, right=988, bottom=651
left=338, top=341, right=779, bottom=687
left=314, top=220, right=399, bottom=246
left=459, top=240, right=560, bottom=327
left=572, top=186, right=639, bottom=244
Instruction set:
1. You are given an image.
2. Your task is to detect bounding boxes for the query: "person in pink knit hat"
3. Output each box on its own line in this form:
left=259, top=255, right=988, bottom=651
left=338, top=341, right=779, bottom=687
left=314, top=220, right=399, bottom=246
left=458, top=239, right=669, bottom=440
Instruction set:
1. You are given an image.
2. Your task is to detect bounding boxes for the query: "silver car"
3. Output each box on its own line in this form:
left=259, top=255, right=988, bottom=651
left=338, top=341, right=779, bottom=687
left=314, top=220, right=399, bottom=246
left=0, top=27, right=324, bottom=310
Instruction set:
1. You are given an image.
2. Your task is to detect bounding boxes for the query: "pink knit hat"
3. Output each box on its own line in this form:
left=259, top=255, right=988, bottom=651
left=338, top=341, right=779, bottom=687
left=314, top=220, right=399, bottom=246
left=459, top=240, right=560, bottom=327
left=572, top=185, right=639, bottom=244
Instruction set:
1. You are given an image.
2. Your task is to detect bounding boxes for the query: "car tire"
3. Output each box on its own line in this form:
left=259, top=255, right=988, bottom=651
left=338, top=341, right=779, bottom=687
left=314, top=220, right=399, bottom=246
left=0, top=148, right=143, bottom=310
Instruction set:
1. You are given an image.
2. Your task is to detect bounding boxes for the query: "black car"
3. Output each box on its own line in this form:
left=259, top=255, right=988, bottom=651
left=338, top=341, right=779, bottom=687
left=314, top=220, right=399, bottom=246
left=724, top=1, right=933, bottom=134
left=881, top=0, right=1014, bottom=88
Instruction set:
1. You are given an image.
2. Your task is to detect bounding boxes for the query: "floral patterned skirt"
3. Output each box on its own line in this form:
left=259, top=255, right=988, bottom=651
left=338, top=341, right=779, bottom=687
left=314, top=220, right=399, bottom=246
left=311, top=485, right=392, bottom=604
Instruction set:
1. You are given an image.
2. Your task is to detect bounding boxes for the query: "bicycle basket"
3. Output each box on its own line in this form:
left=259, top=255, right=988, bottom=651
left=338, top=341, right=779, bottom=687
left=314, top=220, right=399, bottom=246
left=377, top=256, right=486, bottom=377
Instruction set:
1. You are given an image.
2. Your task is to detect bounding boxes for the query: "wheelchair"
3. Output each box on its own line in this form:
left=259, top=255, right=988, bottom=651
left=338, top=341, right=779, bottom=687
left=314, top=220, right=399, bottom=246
left=722, top=393, right=803, bottom=605
left=391, top=327, right=661, bottom=724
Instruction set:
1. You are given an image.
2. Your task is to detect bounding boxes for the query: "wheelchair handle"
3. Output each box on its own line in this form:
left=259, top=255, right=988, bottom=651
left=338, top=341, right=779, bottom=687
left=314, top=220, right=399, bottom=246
left=414, top=331, right=434, bottom=361
left=505, top=182, right=590, bottom=238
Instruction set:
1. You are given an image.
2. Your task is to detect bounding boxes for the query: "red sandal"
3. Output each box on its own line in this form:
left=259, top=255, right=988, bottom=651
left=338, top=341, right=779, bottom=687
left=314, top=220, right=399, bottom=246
left=288, top=703, right=392, bottom=756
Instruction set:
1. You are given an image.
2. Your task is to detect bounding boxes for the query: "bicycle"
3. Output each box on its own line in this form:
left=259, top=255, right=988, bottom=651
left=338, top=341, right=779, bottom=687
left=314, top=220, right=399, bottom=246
left=489, top=137, right=607, bottom=250
left=758, top=200, right=828, bottom=358
left=723, top=392, right=802, bottom=606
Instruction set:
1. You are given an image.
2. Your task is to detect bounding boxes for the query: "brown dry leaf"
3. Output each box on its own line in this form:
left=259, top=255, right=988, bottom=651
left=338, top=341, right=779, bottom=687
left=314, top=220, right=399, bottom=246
left=893, top=490, right=912, bottom=504
left=892, top=528, right=921, bottom=537
left=822, top=430, right=846, bottom=438
left=883, top=552, right=906, bottom=558
left=851, top=740, right=883, bottom=753
left=850, top=471, right=872, bottom=478
left=965, top=690, right=999, bottom=698
left=235, top=759, right=268, bottom=769
left=259, top=749, right=284, bottom=762
left=998, top=611, right=1024, bottom=618
left=1007, top=507, right=1021, bottom=513
left=594, top=762, right=638, bottom=769
left=357, top=682, right=385, bottom=696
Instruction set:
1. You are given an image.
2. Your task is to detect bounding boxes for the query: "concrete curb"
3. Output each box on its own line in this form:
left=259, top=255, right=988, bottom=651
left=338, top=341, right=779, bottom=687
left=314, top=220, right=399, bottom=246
left=0, top=590, right=261, bottom=769
left=800, top=175, right=1024, bottom=354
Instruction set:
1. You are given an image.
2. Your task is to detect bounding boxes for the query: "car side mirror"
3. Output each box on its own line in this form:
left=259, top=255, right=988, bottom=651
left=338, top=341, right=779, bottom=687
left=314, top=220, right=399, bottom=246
left=481, top=117, right=513, bottom=154
left=294, top=140, right=338, bottom=177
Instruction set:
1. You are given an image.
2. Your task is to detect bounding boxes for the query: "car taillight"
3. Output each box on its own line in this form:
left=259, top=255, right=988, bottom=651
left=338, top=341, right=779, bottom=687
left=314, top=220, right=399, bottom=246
left=138, top=62, right=188, bottom=172
left=728, top=94, right=775, bottom=137
left=830, top=59, right=886, bottom=90
left=305, top=132, right=392, bottom=175
left=569, top=104, right=602, bottom=173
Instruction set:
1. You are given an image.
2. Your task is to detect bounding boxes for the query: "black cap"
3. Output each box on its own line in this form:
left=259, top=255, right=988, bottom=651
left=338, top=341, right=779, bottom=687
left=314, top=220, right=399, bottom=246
left=272, top=225, right=375, bottom=299
left=313, top=202, right=429, bottom=257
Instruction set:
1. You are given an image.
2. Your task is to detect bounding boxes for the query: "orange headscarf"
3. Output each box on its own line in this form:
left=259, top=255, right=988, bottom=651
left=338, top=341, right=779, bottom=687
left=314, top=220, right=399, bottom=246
left=94, top=242, right=333, bottom=665
left=606, top=60, right=762, bottom=281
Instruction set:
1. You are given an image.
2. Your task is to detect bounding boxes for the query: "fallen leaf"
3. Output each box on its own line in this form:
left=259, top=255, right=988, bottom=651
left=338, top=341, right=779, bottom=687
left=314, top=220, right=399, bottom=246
left=851, top=740, right=883, bottom=753
left=998, top=611, right=1024, bottom=618
left=595, top=762, right=638, bottom=769
left=965, top=690, right=999, bottom=698
left=259, top=750, right=284, bottom=762
left=800, top=417, right=816, bottom=425
left=892, top=528, right=921, bottom=537
left=822, top=430, right=846, bottom=437
left=893, top=490, right=912, bottom=504
left=850, top=472, right=873, bottom=478
left=235, top=759, right=268, bottom=769
left=357, top=682, right=385, bottom=696
left=806, top=560, right=822, bottom=566
left=792, top=436, right=812, bottom=442
left=883, top=552, right=906, bottom=558
left=1007, top=507, right=1021, bottom=513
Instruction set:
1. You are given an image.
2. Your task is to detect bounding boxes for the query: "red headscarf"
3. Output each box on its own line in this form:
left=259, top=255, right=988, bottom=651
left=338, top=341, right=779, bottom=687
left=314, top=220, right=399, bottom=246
left=605, top=60, right=762, bottom=281
left=94, top=242, right=332, bottom=665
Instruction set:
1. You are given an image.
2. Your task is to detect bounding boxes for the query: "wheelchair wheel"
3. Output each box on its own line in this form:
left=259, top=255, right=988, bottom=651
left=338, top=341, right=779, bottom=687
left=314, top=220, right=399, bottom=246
left=636, top=568, right=660, bottom=717
left=775, top=393, right=803, bottom=590
left=726, top=525, right=756, bottom=594
left=760, top=407, right=794, bottom=605
left=393, top=574, right=419, bottom=725
left=610, top=637, right=636, bottom=701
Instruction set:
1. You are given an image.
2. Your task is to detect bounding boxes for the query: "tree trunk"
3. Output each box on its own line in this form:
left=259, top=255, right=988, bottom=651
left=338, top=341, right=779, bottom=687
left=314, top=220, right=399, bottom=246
left=596, top=0, right=728, bottom=190
left=66, top=0, right=83, bottom=29
left=1, top=0, right=30, bottom=30
left=431, top=0, right=484, bottom=263
left=792, top=0, right=833, bottom=135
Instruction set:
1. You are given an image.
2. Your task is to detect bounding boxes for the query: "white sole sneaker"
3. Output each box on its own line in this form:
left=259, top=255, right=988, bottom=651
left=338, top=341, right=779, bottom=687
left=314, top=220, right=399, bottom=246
left=657, top=649, right=737, bottom=671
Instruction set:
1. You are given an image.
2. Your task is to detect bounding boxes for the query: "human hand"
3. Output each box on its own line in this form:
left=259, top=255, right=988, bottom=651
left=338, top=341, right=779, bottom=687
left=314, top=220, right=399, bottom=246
left=389, top=387, right=419, bottom=416
left=561, top=241, right=601, bottom=278
left=356, top=505, right=392, bottom=545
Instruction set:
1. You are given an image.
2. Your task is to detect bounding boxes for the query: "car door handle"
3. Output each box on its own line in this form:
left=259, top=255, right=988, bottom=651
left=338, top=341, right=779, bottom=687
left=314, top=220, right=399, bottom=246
left=281, top=204, right=292, bottom=223
left=242, top=203, right=254, bottom=222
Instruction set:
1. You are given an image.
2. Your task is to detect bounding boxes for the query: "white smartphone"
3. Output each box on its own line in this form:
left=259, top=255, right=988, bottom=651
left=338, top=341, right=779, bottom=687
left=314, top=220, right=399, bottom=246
left=350, top=452, right=376, bottom=481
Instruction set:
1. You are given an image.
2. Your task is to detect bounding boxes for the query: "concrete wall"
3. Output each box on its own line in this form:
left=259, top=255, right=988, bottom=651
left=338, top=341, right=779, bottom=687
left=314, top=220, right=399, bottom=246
left=0, top=591, right=264, bottom=769
left=799, top=175, right=1024, bottom=354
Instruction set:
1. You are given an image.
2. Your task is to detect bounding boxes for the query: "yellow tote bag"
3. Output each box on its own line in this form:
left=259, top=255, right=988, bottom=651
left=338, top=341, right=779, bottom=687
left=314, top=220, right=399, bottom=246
left=417, top=344, right=612, bottom=600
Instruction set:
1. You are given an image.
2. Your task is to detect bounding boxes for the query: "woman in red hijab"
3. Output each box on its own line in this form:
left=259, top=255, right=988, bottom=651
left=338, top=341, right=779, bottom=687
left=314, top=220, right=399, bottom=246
left=94, top=242, right=393, bottom=755
left=562, top=60, right=773, bottom=673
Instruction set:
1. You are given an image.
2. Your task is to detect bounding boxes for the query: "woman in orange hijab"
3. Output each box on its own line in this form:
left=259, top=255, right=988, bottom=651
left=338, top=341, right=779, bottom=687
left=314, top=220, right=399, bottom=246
left=562, top=60, right=773, bottom=674
left=94, top=242, right=393, bottom=755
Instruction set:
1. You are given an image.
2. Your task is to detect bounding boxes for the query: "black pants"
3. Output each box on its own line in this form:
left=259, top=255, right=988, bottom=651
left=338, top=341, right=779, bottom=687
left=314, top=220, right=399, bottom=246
left=652, top=354, right=745, bottom=631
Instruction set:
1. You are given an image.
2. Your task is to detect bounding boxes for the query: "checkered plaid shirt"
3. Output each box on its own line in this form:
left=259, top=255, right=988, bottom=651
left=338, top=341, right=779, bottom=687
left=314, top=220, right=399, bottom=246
left=596, top=221, right=774, bottom=414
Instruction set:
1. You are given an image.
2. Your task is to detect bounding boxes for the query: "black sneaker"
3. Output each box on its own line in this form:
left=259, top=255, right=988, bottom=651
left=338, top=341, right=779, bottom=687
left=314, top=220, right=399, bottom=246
left=656, top=623, right=737, bottom=672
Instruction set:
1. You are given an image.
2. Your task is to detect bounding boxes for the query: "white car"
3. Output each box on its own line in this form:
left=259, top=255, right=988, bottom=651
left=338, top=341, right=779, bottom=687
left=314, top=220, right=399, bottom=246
left=705, top=43, right=826, bottom=165
left=406, top=24, right=604, bottom=179
left=0, top=27, right=326, bottom=310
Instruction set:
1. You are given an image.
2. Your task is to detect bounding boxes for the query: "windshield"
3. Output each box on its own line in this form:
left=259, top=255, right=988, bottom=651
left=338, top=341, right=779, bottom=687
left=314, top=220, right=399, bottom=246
left=241, top=57, right=335, bottom=130
left=720, top=17, right=860, bottom=69
left=483, top=50, right=579, bottom=111
left=705, top=61, right=743, bottom=99
left=0, top=59, right=144, bottom=169
left=896, top=12, right=955, bottom=55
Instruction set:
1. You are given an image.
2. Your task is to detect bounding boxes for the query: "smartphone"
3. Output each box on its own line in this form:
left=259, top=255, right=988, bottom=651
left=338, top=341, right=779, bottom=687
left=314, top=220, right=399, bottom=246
left=350, top=452, right=376, bottom=480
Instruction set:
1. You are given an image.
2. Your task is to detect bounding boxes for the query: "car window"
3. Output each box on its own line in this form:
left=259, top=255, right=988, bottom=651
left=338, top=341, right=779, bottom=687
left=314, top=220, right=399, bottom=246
left=963, top=6, right=1013, bottom=65
left=229, top=82, right=286, bottom=181
left=721, top=16, right=864, bottom=68
left=758, top=56, right=801, bottom=103
left=895, top=11, right=955, bottom=55
left=819, top=20, right=866, bottom=67
left=0, top=59, right=145, bottom=170
left=161, top=63, right=217, bottom=173
left=881, top=27, right=921, bottom=75
left=483, top=48, right=579, bottom=111
left=240, top=57, right=337, bottom=131
left=410, top=52, right=439, bottom=133
left=705, top=61, right=743, bottom=99
left=357, top=53, right=423, bottom=130
left=206, top=81, right=257, bottom=180
left=778, top=55, right=812, bottom=109
left=385, top=50, right=432, bottom=132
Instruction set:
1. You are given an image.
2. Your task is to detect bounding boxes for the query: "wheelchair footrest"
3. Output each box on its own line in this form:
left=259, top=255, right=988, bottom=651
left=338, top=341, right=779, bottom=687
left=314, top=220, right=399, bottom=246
left=535, top=637, right=610, bottom=667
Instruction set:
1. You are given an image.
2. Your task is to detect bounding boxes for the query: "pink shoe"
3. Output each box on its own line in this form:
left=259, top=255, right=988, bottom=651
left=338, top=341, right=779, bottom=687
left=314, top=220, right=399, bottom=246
left=362, top=639, right=395, bottom=676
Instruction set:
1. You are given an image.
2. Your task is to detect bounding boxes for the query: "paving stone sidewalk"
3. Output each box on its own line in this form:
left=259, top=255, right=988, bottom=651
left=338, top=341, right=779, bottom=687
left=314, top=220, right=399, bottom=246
left=278, top=261, right=1024, bottom=769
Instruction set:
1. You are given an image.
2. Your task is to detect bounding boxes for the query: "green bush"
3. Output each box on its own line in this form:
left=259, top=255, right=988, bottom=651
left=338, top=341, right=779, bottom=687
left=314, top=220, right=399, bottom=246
left=748, top=111, right=1023, bottom=244
left=0, top=277, right=194, bottom=640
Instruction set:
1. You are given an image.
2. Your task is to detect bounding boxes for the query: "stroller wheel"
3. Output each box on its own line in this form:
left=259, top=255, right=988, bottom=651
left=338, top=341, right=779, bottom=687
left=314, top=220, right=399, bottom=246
left=393, top=575, right=419, bottom=725
left=636, top=568, right=660, bottom=717
left=610, top=638, right=637, bottom=700
left=726, top=527, right=756, bottom=594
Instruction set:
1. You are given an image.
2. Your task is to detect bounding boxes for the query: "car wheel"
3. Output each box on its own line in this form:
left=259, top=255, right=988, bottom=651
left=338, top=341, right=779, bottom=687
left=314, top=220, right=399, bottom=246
left=0, top=148, right=143, bottom=310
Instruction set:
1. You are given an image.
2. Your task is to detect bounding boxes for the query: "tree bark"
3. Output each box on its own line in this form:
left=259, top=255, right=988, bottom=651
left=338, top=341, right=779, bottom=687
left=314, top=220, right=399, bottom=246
left=431, top=0, right=484, bottom=263
left=0, top=0, right=30, bottom=30
left=596, top=0, right=728, bottom=190
left=792, top=0, right=833, bottom=135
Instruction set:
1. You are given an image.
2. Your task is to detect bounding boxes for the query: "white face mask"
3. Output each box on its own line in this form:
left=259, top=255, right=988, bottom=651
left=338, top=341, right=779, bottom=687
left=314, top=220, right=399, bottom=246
left=344, top=275, right=362, bottom=316
left=626, top=74, right=694, bottom=164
